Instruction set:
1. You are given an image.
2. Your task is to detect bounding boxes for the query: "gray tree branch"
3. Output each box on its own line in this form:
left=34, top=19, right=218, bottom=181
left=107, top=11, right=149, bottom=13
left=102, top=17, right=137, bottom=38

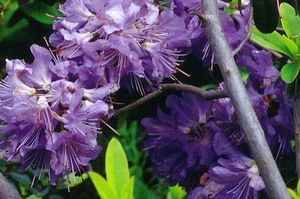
left=201, top=0, right=290, bottom=198
left=114, top=83, right=227, bottom=116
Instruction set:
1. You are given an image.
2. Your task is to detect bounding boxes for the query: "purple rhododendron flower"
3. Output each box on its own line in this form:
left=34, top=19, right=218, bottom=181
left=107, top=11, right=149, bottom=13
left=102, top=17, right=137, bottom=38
left=142, top=93, right=233, bottom=186
left=50, top=0, right=192, bottom=92
left=167, top=0, right=252, bottom=67
left=188, top=156, right=265, bottom=199
left=0, top=44, right=116, bottom=183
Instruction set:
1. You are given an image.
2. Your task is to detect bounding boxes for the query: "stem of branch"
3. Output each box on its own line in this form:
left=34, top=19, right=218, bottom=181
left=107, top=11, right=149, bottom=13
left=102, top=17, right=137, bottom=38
left=232, top=7, right=253, bottom=55
left=294, top=77, right=300, bottom=178
left=0, top=173, right=21, bottom=199
left=114, top=83, right=228, bottom=116
left=202, top=0, right=290, bottom=198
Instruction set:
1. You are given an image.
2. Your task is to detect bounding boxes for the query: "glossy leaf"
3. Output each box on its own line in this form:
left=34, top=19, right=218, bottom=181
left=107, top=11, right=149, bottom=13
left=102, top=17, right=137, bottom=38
left=280, top=3, right=300, bottom=38
left=252, top=0, right=279, bottom=33
left=282, top=35, right=299, bottom=56
left=251, top=27, right=294, bottom=57
left=89, top=172, right=118, bottom=199
left=280, top=63, right=300, bottom=83
left=106, top=138, right=130, bottom=198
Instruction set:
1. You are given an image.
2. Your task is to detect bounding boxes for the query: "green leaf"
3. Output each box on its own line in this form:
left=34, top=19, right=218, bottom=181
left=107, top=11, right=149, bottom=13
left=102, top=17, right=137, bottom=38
left=252, top=0, right=279, bottom=33
left=1, top=1, right=19, bottom=27
left=166, top=185, right=187, bottom=199
left=282, top=35, right=299, bottom=56
left=296, top=33, right=300, bottom=52
left=133, top=178, right=159, bottom=199
left=120, top=177, right=135, bottom=199
left=49, top=195, right=64, bottom=199
left=9, top=172, right=31, bottom=186
left=251, top=27, right=294, bottom=57
left=25, top=195, right=42, bottom=199
left=106, top=138, right=130, bottom=198
left=21, top=2, right=59, bottom=24
left=297, top=180, right=300, bottom=196
left=89, top=172, right=118, bottom=199
left=0, top=18, right=29, bottom=41
left=287, top=188, right=300, bottom=199
left=280, top=63, right=300, bottom=83
left=280, top=3, right=300, bottom=38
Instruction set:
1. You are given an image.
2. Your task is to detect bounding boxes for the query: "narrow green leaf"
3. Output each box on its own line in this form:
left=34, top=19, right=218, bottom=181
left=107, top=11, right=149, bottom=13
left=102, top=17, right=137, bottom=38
left=120, top=177, right=135, bottom=199
left=287, top=188, right=300, bottom=199
left=280, top=3, right=300, bottom=38
left=89, top=172, right=118, bottom=199
left=280, top=63, right=300, bottom=83
left=251, top=27, right=294, bottom=57
left=106, top=138, right=130, bottom=198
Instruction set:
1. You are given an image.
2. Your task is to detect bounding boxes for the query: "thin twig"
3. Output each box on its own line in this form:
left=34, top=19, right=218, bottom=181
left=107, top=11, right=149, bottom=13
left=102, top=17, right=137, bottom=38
left=232, top=7, right=253, bottom=55
left=0, top=173, right=21, bottom=199
left=114, top=83, right=228, bottom=116
left=294, top=77, right=300, bottom=178
left=202, top=0, right=290, bottom=199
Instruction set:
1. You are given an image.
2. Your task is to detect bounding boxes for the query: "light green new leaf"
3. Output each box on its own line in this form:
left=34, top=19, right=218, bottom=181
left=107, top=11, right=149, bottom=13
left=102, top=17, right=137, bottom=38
left=106, top=138, right=130, bottom=198
left=281, top=63, right=300, bottom=83
left=297, top=180, right=300, bottom=198
left=166, top=185, right=187, bottom=199
left=120, top=177, right=135, bottom=199
left=282, top=35, right=299, bottom=57
left=251, top=27, right=294, bottom=57
left=287, top=188, right=300, bottom=199
left=280, top=3, right=300, bottom=38
left=89, top=172, right=118, bottom=199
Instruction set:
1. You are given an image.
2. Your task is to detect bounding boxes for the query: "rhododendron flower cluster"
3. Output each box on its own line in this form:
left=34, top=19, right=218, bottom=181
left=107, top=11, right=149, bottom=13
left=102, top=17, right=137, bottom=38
left=0, top=45, right=118, bottom=183
left=50, top=0, right=191, bottom=91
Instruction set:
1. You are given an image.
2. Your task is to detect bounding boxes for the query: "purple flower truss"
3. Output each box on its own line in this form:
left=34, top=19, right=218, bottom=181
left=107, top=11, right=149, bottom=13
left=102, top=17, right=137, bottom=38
left=50, top=0, right=192, bottom=93
left=0, top=45, right=117, bottom=184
